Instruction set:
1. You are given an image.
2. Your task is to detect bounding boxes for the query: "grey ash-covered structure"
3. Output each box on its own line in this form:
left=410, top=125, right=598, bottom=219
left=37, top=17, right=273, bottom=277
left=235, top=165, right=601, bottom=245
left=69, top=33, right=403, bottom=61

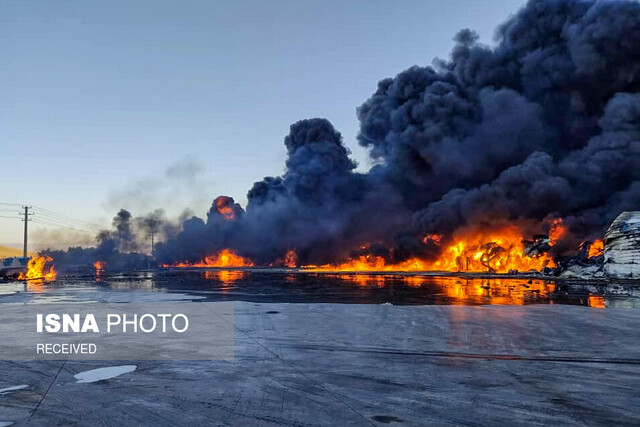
left=604, top=212, right=640, bottom=279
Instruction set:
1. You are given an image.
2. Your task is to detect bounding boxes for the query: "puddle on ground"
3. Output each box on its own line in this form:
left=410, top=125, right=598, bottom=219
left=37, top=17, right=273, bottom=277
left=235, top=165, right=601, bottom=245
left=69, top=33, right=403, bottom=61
left=74, top=365, right=137, bottom=384
left=0, top=385, right=27, bottom=395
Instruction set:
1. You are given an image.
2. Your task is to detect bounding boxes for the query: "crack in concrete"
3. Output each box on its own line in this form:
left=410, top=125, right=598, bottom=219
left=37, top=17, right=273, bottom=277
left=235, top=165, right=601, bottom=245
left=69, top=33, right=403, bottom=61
left=26, top=359, right=68, bottom=423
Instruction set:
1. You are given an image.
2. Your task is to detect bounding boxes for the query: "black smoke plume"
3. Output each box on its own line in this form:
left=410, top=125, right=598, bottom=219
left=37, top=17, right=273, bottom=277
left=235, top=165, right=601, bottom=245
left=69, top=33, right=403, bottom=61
left=56, top=0, right=640, bottom=267
left=154, top=0, right=640, bottom=265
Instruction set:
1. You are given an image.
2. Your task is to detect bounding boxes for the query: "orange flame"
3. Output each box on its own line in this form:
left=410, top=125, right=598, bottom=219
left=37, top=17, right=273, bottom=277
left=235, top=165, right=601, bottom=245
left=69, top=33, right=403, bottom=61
left=18, top=255, right=57, bottom=282
left=94, top=261, right=106, bottom=279
left=588, top=294, right=605, bottom=309
left=165, top=249, right=254, bottom=268
left=272, top=250, right=298, bottom=268
left=305, top=225, right=555, bottom=273
left=283, top=250, right=298, bottom=268
left=423, top=234, right=443, bottom=245
left=548, top=218, right=567, bottom=244
left=215, top=198, right=236, bottom=220
left=587, top=239, right=604, bottom=258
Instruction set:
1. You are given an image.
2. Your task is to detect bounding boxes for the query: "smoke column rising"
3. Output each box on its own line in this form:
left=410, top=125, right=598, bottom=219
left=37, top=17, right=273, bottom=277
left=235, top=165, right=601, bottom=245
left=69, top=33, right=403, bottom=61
left=148, top=0, right=640, bottom=265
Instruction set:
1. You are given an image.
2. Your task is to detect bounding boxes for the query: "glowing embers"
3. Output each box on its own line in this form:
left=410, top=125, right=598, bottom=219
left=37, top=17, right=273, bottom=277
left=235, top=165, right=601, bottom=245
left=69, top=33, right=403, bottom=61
left=166, top=249, right=254, bottom=268
left=18, top=255, right=57, bottom=282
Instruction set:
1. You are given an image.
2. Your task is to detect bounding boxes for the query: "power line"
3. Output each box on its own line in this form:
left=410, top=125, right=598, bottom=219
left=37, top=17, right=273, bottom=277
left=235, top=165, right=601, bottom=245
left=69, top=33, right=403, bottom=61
left=36, top=209, right=101, bottom=227
left=37, top=210, right=100, bottom=229
left=34, top=221, right=96, bottom=234
left=2, top=203, right=105, bottom=231
left=21, top=206, right=32, bottom=258
left=33, top=212, right=102, bottom=231
left=31, top=218, right=97, bottom=234
left=1, top=203, right=104, bottom=256
left=32, top=206, right=104, bottom=230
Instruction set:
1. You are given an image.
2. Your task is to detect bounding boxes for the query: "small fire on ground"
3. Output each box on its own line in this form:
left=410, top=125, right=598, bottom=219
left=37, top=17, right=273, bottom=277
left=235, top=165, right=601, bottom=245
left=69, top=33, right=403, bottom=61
left=18, top=255, right=57, bottom=282
left=94, top=261, right=106, bottom=279
left=163, top=249, right=254, bottom=268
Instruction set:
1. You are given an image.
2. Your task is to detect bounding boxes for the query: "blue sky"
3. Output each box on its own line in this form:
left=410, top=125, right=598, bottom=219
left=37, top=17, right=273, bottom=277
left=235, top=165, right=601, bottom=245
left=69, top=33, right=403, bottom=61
left=0, top=0, right=525, bottom=247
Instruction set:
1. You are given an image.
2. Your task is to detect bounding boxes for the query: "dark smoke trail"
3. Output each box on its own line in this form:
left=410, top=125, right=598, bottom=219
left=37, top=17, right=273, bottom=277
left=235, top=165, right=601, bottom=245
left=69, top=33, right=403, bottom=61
left=154, top=0, right=640, bottom=265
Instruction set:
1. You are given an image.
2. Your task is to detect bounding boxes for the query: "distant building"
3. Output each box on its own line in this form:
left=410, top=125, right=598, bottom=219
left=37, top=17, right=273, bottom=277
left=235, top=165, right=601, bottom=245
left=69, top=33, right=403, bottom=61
left=604, top=211, right=640, bottom=279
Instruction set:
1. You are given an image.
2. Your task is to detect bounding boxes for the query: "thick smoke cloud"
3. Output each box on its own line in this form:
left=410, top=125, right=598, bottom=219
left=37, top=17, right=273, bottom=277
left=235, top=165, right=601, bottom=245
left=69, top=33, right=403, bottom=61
left=136, top=0, right=640, bottom=265
left=357, top=0, right=640, bottom=258
left=157, top=119, right=407, bottom=264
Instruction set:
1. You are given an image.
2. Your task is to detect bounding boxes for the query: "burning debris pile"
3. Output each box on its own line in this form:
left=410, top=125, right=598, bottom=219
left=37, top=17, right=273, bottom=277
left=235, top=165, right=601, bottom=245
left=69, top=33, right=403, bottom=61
left=304, top=225, right=558, bottom=274
left=45, top=0, right=640, bottom=277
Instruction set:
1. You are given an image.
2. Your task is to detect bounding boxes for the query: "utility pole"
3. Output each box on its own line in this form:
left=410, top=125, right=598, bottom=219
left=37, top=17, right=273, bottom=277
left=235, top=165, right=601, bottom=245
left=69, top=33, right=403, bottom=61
left=146, top=229, right=156, bottom=270
left=21, top=206, right=32, bottom=259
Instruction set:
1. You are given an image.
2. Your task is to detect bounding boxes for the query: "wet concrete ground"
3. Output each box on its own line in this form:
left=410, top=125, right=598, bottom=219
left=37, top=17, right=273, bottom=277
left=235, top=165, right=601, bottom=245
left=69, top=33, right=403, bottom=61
left=1, top=271, right=639, bottom=425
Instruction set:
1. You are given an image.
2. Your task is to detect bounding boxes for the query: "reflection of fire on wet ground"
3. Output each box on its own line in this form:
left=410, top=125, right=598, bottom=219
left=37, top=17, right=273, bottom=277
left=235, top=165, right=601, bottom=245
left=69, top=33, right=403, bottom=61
left=325, top=274, right=615, bottom=307
left=325, top=274, right=557, bottom=305
left=191, top=269, right=613, bottom=307
left=204, top=270, right=247, bottom=292
left=204, top=270, right=246, bottom=284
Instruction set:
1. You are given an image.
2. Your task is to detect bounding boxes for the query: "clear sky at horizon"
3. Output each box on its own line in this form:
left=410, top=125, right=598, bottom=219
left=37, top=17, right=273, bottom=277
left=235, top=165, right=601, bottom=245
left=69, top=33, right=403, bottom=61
left=0, top=0, right=526, bottom=247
